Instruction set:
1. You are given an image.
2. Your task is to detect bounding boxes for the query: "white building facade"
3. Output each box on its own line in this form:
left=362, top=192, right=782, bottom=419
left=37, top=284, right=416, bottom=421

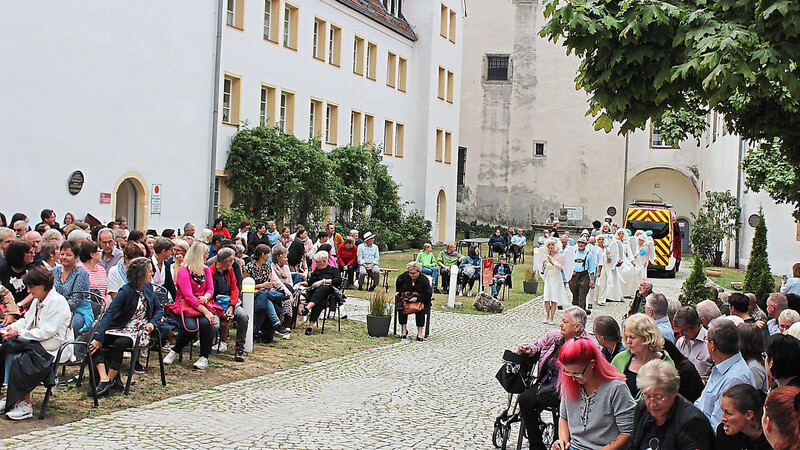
left=2, top=0, right=461, bottom=242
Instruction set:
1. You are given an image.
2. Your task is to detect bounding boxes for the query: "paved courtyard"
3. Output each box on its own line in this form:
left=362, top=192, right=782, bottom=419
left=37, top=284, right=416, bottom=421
left=2, top=272, right=685, bottom=449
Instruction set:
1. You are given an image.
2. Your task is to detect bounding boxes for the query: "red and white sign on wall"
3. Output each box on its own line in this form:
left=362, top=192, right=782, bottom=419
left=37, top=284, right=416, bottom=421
left=99, top=192, right=112, bottom=204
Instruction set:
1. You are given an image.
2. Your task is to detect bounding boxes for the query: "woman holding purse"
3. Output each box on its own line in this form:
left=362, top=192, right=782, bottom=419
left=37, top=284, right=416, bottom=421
left=163, top=243, right=216, bottom=370
left=395, top=261, right=432, bottom=341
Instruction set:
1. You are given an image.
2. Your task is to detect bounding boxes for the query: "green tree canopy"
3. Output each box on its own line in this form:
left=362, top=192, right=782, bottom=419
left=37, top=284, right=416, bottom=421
left=540, top=0, right=800, bottom=217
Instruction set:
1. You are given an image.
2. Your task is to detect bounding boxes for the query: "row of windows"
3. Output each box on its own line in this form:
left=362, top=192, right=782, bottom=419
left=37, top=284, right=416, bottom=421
left=222, top=74, right=411, bottom=157
left=435, top=128, right=453, bottom=164
left=437, top=66, right=455, bottom=103
left=439, top=3, right=457, bottom=43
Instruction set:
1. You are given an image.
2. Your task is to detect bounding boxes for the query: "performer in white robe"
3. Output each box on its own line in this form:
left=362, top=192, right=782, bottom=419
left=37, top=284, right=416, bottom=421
left=604, top=234, right=624, bottom=302
left=541, top=238, right=568, bottom=324
left=615, top=229, right=638, bottom=298
left=633, top=234, right=650, bottom=284
left=590, top=235, right=608, bottom=306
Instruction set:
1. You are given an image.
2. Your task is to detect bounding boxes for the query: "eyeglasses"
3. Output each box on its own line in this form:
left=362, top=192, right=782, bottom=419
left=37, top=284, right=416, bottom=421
left=563, top=364, right=589, bottom=378
left=643, top=393, right=668, bottom=403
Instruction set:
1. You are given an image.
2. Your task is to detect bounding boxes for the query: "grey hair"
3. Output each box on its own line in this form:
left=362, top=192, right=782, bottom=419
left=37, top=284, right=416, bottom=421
left=636, top=360, right=680, bottom=395
left=184, top=222, right=194, bottom=232
left=779, top=309, right=800, bottom=324
left=349, top=229, right=358, bottom=236
left=216, top=247, right=235, bottom=262
left=641, top=278, right=654, bottom=291
left=768, top=293, right=789, bottom=311
left=172, top=238, right=189, bottom=252
left=97, top=228, right=113, bottom=240
left=68, top=229, right=91, bottom=242
left=13, top=220, right=27, bottom=229
left=41, top=229, right=63, bottom=244
left=40, top=240, right=60, bottom=262
left=696, top=300, right=722, bottom=323
left=564, top=306, right=587, bottom=329
left=272, top=245, right=287, bottom=259
left=0, top=227, right=14, bottom=240
left=647, top=293, right=669, bottom=317
left=113, top=228, right=128, bottom=238
left=406, top=261, right=422, bottom=272
left=313, top=251, right=329, bottom=262
left=235, top=243, right=245, bottom=255
left=667, top=298, right=682, bottom=323
left=126, top=257, right=151, bottom=291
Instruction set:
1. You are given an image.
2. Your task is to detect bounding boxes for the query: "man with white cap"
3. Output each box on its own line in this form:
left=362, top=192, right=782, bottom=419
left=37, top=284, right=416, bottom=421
left=357, top=232, right=380, bottom=291
left=568, top=236, right=595, bottom=311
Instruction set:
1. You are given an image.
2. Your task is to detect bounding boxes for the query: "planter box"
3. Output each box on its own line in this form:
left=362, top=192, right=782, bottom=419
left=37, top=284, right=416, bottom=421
left=366, top=314, right=391, bottom=337
left=523, top=281, right=539, bottom=295
left=706, top=268, right=722, bottom=277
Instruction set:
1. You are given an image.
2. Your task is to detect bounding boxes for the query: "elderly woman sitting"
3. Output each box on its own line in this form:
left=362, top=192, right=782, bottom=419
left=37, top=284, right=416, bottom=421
left=0, top=265, right=74, bottom=420
left=628, top=360, right=715, bottom=449
left=89, top=257, right=163, bottom=396
left=394, top=261, right=433, bottom=341
left=611, top=313, right=674, bottom=399
left=300, top=251, right=341, bottom=336
left=244, top=244, right=290, bottom=341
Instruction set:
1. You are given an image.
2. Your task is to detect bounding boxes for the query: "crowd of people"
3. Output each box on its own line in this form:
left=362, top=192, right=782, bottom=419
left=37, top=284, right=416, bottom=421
left=0, top=209, right=397, bottom=420
left=516, top=286, right=800, bottom=450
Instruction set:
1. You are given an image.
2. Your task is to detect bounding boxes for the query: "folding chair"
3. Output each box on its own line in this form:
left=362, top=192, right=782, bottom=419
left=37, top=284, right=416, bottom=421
left=123, top=328, right=165, bottom=395
left=39, top=338, right=99, bottom=420
left=497, top=263, right=514, bottom=302
left=57, top=290, right=107, bottom=384
left=392, top=301, right=431, bottom=338
left=320, top=282, right=346, bottom=334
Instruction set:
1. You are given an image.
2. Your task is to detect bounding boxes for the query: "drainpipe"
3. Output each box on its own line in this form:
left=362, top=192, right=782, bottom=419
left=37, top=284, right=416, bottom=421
left=208, top=0, right=224, bottom=227
left=622, top=132, right=630, bottom=214
left=735, top=136, right=744, bottom=269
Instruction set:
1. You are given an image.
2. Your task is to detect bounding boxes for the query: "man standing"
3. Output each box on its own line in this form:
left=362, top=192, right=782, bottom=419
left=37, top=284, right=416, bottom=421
left=247, top=223, right=270, bottom=255
left=326, top=223, right=343, bottom=257
left=97, top=228, right=122, bottom=276
left=545, top=212, right=556, bottom=224
left=568, top=237, right=595, bottom=311
left=35, top=209, right=60, bottom=232
left=674, top=307, right=714, bottom=381
left=181, top=222, right=195, bottom=240
left=646, top=293, right=675, bottom=343
left=765, top=293, right=788, bottom=335
left=695, top=300, right=722, bottom=328
left=115, top=216, right=128, bottom=230
left=694, top=320, right=756, bottom=429
left=357, top=232, right=380, bottom=291
left=266, top=221, right=280, bottom=248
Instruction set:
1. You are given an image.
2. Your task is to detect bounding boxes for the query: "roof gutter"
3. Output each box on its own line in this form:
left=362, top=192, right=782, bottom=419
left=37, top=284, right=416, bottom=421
left=208, top=0, right=224, bottom=227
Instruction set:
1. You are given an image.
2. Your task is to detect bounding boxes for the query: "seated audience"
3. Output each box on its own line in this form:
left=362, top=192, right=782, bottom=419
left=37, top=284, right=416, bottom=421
left=645, top=293, right=675, bottom=343
left=0, top=266, right=73, bottom=420
left=0, top=240, right=35, bottom=310
left=150, top=237, right=176, bottom=300
left=0, top=285, right=20, bottom=326
left=490, top=254, right=511, bottom=299
left=163, top=243, right=216, bottom=370
left=740, top=323, right=770, bottom=394
left=436, top=242, right=463, bottom=295
left=593, top=315, right=623, bottom=362
left=357, top=232, right=380, bottom=291
left=63, top=212, right=75, bottom=228
left=78, top=241, right=108, bottom=302
left=211, top=217, right=230, bottom=239
left=287, top=228, right=309, bottom=274
left=629, top=360, right=714, bottom=450
left=247, top=223, right=270, bottom=256
left=674, top=306, right=714, bottom=381
left=488, top=229, right=506, bottom=256
left=458, top=245, right=481, bottom=297
left=244, top=244, right=290, bottom=341
left=763, top=386, right=800, bottom=450
left=276, top=226, right=292, bottom=249
left=765, top=333, right=800, bottom=388
left=696, top=299, right=722, bottom=327
left=310, top=243, right=337, bottom=271
left=415, top=243, right=439, bottom=293
left=509, top=228, right=526, bottom=264
left=267, top=221, right=281, bottom=248
left=716, top=383, right=772, bottom=450
left=97, top=228, right=122, bottom=275
left=337, top=237, right=358, bottom=289
left=39, top=240, right=60, bottom=270
left=107, top=242, right=145, bottom=299
left=729, top=292, right=755, bottom=324
left=270, top=246, right=297, bottom=327
left=661, top=338, right=705, bottom=402
left=518, top=306, right=594, bottom=450
left=611, top=313, right=675, bottom=399
left=695, top=319, right=756, bottom=429
left=746, top=292, right=769, bottom=322
left=209, top=247, right=248, bottom=362
left=207, top=233, right=224, bottom=260
left=89, top=257, right=162, bottom=396
left=25, top=231, right=42, bottom=262
left=787, top=322, right=800, bottom=340
left=394, top=261, right=432, bottom=341
left=234, top=220, right=250, bottom=243
left=300, top=251, right=341, bottom=335
left=766, top=292, right=789, bottom=335
left=553, top=337, right=635, bottom=450
left=52, top=241, right=92, bottom=334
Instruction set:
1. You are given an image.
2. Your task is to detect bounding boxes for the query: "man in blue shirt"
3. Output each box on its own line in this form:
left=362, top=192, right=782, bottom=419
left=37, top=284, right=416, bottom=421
left=568, top=237, right=595, bottom=310
left=646, top=292, right=675, bottom=344
left=694, top=319, right=756, bottom=429
left=509, top=228, right=526, bottom=264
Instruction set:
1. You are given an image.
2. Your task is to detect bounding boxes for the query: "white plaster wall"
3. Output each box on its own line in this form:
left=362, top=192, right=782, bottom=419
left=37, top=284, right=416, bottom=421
left=216, top=0, right=459, bottom=241
left=1, top=1, right=217, bottom=231
left=458, top=0, right=626, bottom=227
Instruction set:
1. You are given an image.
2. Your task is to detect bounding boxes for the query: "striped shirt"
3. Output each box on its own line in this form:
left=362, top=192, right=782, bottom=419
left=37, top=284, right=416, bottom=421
left=78, top=262, right=107, bottom=299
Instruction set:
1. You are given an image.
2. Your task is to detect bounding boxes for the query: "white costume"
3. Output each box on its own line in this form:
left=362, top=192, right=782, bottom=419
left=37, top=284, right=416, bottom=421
left=633, top=243, right=649, bottom=282
left=589, top=243, right=606, bottom=305
left=543, top=258, right=570, bottom=307
left=605, top=239, right=624, bottom=302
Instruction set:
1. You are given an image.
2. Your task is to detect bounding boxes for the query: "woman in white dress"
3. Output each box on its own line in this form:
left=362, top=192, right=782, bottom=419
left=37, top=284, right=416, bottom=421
left=591, top=235, right=609, bottom=306
left=632, top=234, right=649, bottom=283
left=604, top=234, right=624, bottom=303
left=614, top=229, right=638, bottom=298
left=541, top=238, right=568, bottom=324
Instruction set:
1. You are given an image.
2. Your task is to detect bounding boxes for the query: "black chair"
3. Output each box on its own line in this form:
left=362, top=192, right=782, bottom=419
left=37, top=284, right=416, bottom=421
left=123, top=328, right=165, bottom=395
left=320, top=283, right=346, bottom=334
left=392, top=300, right=431, bottom=338
left=493, top=263, right=514, bottom=301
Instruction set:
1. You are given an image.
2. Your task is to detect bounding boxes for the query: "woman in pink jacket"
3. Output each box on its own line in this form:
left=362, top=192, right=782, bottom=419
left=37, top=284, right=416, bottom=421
left=162, top=243, right=216, bottom=370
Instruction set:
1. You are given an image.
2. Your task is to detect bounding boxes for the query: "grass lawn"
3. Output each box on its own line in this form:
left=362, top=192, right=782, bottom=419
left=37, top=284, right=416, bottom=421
left=707, top=266, right=782, bottom=291
left=2, top=320, right=398, bottom=439
left=374, top=247, right=543, bottom=314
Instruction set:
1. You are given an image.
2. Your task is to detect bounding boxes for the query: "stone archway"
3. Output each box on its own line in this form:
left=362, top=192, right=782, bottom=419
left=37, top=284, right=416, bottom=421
left=625, top=167, right=700, bottom=226
left=435, top=189, right=447, bottom=244
left=112, top=172, right=148, bottom=230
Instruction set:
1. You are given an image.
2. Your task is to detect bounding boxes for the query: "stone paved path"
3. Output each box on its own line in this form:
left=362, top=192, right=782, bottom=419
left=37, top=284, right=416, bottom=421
left=2, top=273, right=684, bottom=449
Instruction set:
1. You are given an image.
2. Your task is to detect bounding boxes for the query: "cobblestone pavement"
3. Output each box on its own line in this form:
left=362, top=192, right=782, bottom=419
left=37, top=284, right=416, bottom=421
left=2, top=274, right=683, bottom=449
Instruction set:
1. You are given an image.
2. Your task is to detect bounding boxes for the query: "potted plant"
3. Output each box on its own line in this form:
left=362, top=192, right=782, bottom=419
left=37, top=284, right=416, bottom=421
left=366, top=288, right=391, bottom=337
left=523, top=267, right=539, bottom=295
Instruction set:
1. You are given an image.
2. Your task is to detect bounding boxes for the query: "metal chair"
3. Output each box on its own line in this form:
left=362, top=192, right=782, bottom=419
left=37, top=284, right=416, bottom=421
left=392, top=296, right=431, bottom=338
left=123, top=328, right=165, bottom=395
left=320, top=282, right=346, bottom=334
left=493, top=263, right=514, bottom=302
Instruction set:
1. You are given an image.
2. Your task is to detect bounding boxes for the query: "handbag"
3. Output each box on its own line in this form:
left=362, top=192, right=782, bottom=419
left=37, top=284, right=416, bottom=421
left=495, top=350, right=535, bottom=394
left=402, top=298, right=425, bottom=314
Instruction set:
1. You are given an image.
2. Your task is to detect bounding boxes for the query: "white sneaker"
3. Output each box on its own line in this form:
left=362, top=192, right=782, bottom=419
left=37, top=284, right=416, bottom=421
left=192, top=340, right=201, bottom=348
left=542, top=319, right=548, bottom=324
left=193, top=356, right=209, bottom=370
left=213, top=341, right=228, bottom=352
left=0, top=398, right=5, bottom=411
left=6, top=401, right=33, bottom=420
left=163, top=350, right=178, bottom=365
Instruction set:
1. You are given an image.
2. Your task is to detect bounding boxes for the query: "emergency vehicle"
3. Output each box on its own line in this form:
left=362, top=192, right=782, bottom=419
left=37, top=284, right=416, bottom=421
left=624, top=202, right=682, bottom=277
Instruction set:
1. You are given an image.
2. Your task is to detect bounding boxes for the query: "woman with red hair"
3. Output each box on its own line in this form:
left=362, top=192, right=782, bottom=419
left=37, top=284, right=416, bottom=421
left=763, top=386, right=800, bottom=450
left=552, top=337, right=635, bottom=450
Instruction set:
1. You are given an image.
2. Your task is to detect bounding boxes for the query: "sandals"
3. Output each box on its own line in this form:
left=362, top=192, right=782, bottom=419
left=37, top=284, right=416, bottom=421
left=304, top=327, right=312, bottom=336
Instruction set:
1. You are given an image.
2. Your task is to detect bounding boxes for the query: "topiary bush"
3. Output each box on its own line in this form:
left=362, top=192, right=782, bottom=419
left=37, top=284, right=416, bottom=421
left=678, top=255, right=712, bottom=307
left=742, top=211, right=774, bottom=309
